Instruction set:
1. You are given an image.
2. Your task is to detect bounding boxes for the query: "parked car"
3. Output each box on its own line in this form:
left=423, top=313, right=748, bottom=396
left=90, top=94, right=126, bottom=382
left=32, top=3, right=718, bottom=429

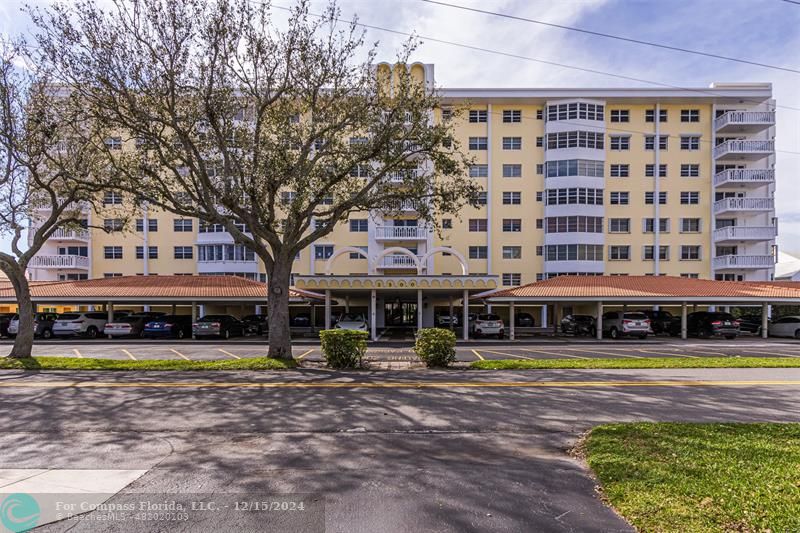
left=0, top=313, right=16, bottom=337
left=560, top=314, right=596, bottom=336
left=241, top=314, right=269, bottom=335
left=470, top=313, right=505, bottom=339
left=768, top=316, right=800, bottom=339
left=192, top=315, right=246, bottom=339
left=668, top=311, right=740, bottom=339
left=637, top=310, right=673, bottom=335
left=737, top=315, right=765, bottom=335
left=436, top=314, right=459, bottom=327
left=104, top=313, right=164, bottom=338
left=334, top=313, right=368, bottom=331
left=602, top=311, right=651, bottom=339
left=143, top=315, right=193, bottom=339
left=7, top=312, right=59, bottom=339
left=52, top=311, right=128, bottom=339
left=291, top=313, right=311, bottom=327
left=515, top=312, right=535, bottom=327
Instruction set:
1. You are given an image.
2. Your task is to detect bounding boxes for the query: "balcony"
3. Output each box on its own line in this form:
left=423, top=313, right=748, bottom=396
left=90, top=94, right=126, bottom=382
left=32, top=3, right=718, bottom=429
left=376, top=254, right=421, bottom=270
left=713, top=140, right=774, bottom=161
left=29, top=254, right=89, bottom=270
left=380, top=199, right=419, bottom=213
left=713, top=197, right=774, bottom=215
left=714, top=111, right=775, bottom=134
left=713, top=168, right=774, bottom=188
left=713, top=226, right=777, bottom=244
left=48, top=228, right=91, bottom=242
left=385, top=168, right=421, bottom=184
left=374, top=225, right=427, bottom=241
left=713, top=254, right=775, bottom=270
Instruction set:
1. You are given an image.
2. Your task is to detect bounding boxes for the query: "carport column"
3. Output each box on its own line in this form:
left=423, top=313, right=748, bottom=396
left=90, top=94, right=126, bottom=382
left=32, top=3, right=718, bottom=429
left=191, top=302, right=197, bottom=322
left=462, top=289, right=469, bottom=340
left=324, top=290, right=331, bottom=330
left=509, top=302, right=515, bottom=341
left=681, top=302, right=688, bottom=340
left=417, top=289, right=423, bottom=331
left=595, top=301, right=603, bottom=340
left=107, top=301, right=114, bottom=323
left=370, top=290, right=377, bottom=341
left=448, top=295, right=454, bottom=331
left=345, top=295, right=350, bottom=313
left=171, top=304, right=177, bottom=315
left=540, top=305, right=547, bottom=330
left=762, top=302, right=769, bottom=339
left=552, top=302, right=560, bottom=335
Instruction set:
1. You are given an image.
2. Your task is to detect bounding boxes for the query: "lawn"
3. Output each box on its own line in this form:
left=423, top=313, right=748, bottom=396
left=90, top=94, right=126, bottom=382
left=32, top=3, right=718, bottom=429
left=584, top=423, right=800, bottom=532
left=0, top=356, right=296, bottom=371
left=470, top=357, right=800, bottom=370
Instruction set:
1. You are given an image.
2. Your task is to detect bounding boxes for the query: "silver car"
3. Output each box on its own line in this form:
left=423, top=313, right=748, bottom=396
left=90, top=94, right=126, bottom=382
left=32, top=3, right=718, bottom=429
left=601, top=311, right=652, bottom=339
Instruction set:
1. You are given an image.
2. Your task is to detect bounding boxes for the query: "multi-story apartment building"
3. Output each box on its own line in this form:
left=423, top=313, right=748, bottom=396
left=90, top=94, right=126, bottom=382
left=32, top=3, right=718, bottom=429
left=27, top=64, right=777, bottom=334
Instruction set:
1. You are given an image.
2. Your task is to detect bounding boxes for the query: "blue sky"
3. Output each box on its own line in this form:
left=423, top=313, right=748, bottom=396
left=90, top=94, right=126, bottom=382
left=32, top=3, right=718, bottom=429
left=2, top=0, right=799, bottom=254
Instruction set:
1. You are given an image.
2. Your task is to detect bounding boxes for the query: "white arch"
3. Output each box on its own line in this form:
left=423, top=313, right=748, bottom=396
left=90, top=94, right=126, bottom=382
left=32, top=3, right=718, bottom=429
left=374, top=246, right=421, bottom=271
left=420, top=246, right=469, bottom=275
left=325, top=246, right=372, bottom=275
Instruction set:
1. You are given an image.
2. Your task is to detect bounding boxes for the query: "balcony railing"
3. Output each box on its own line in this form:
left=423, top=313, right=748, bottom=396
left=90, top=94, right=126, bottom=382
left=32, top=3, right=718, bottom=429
left=374, top=225, right=427, bottom=240
left=713, top=254, right=775, bottom=270
left=377, top=254, right=421, bottom=269
left=713, top=226, right=777, bottom=242
left=386, top=168, right=421, bottom=183
left=49, top=228, right=91, bottom=241
left=714, top=111, right=775, bottom=131
left=29, top=254, right=90, bottom=269
left=713, top=169, right=775, bottom=187
left=713, top=197, right=774, bottom=215
left=713, top=140, right=774, bottom=159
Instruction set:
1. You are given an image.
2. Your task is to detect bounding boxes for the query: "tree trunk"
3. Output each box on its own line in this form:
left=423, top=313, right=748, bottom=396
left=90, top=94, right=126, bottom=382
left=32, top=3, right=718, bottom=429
left=266, top=256, right=293, bottom=360
left=7, top=269, right=34, bottom=359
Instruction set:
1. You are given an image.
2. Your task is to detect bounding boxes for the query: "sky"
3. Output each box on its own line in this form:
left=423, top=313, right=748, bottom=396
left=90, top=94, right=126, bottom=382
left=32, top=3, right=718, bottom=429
left=1, top=0, right=799, bottom=255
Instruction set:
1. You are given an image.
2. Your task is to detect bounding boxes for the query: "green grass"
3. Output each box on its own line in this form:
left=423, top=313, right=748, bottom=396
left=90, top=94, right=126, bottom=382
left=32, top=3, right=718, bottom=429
left=470, top=357, right=800, bottom=370
left=584, top=423, right=800, bottom=532
left=0, top=356, right=296, bottom=371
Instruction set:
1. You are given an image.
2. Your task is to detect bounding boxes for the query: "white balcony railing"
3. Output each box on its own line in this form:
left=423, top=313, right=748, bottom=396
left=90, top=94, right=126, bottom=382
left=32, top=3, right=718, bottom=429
left=713, top=255, right=775, bottom=270
left=713, top=140, right=774, bottom=159
left=713, top=226, right=777, bottom=242
left=386, top=168, right=421, bottom=183
left=377, top=254, right=421, bottom=269
left=714, top=111, right=775, bottom=131
left=29, top=254, right=90, bottom=269
left=713, top=197, right=774, bottom=215
left=374, top=225, right=427, bottom=240
left=713, top=169, right=775, bottom=187
left=49, top=228, right=91, bottom=241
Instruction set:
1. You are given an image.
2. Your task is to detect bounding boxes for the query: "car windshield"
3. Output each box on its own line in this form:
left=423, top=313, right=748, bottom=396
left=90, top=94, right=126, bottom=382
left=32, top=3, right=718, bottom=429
left=478, top=314, right=501, bottom=321
left=199, top=315, right=228, bottom=321
left=575, top=316, right=593, bottom=322
left=57, top=313, right=81, bottom=320
left=243, top=315, right=265, bottom=320
left=710, top=313, right=735, bottom=320
left=339, top=314, right=364, bottom=322
left=624, top=313, right=648, bottom=320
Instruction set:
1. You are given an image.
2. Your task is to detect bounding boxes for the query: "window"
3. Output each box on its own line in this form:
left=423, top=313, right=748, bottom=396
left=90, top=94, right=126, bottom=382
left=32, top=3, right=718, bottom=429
left=349, top=246, right=368, bottom=260
left=502, top=273, right=522, bottom=286
left=103, top=218, right=124, bottom=232
left=349, top=219, right=368, bottom=232
left=609, top=218, right=630, bottom=233
left=546, top=102, right=604, bottom=121
left=545, top=159, right=604, bottom=178
left=469, top=164, right=488, bottom=178
left=135, top=219, right=158, bottom=232
left=681, top=218, right=701, bottom=232
left=644, top=135, right=668, bottom=150
left=680, top=192, right=700, bottom=205
left=441, top=107, right=452, bottom=121
left=609, top=245, right=630, bottom=260
left=502, top=246, right=522, bottom=259
left=502, top=191, right=522, bottom=205
left=469, top=110, right=487, bottom=123
left=681, top=164, right=700, bottom=177
left=503, top=110, right=521, bottom=123
left=645, top=109, right=668, bottom=123
left=545, top=188, right=603, bottom=205
left=314, top=245, right=334, bottom=259
left=103, top=191, right=123, bottom=205
left=643, top=246, right=669, bottom=260
left=536, top=218, right=543, bottom=229
left=536, top=136, right=543, bottom=147
left=645, top=164, right=667, bottom=177
left=502, top=219, right=522, bottom=232
left=545, top=216, right=603, bottom=233
left=681, top=136, right=700, bottom=150
left=103, top=273, right=123, bottom=278
left=681, top=109, right=700, bottom=122
left=474, top=191, right=488, bottom=205
left=174, top=246, right=193, bottom=259
left=680, top=273, right=700, bottom=279
left=105, top=137, right=122, bottom=150
left=197, top=244, right=254, bottom=262
left=547, top=131, right=604, bottom=150
left=469, top=219, right=487, bottom=232
left=544, top=244, right=604, bottom=261
left=610, top=164, right=629, bottom=177
left=442, top=219, right=452, bottom=229
left=350, top=164, right=370, bottom=178
left=469, top=246, right=488, bottom=259
left=502, top=164, right=522, bottom=178
left=468, top=137, right=488, bottom=150
left=643, top=218, right=669, bottom=233
left=610, top=109, right=629, bottom=122
left=536, top=164, right=544, bottom=175
left=681, top=245, right=701, bottom=260
left=104, top=246, right=123, bottom=259
left=609, top=136, right=630, bottom=150
left=502, top=137, right=522, bottom=150
left=609, top=192, right=629, bottom=205
left=536, top=109, right=543, bottom=120
left=174, top=219, right=193, bottom=232
left=645, top=192, right=667, bottom=204
left=536, top=191, right=543, bottom=202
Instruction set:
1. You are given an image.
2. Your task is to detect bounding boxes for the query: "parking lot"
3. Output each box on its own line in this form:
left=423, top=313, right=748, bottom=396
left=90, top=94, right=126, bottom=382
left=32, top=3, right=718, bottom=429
left=4, top=335, right=800, bottom=363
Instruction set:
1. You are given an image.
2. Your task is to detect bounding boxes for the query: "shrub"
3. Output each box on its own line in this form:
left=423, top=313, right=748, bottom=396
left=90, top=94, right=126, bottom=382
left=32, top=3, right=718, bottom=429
left=414, top=328, right=457, bottom=367
left=319, top=329, right=368, bottom=368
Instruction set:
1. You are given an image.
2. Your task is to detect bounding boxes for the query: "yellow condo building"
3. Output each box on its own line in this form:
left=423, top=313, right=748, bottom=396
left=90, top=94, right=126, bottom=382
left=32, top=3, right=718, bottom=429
left=26, top=64, right=777, bottom=337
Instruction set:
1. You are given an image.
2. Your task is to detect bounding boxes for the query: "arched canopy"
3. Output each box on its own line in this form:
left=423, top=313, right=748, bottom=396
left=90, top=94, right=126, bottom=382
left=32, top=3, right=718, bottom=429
left=420, top=247, right=469, bottom=275
left=325, top=246, right=371, bottom=275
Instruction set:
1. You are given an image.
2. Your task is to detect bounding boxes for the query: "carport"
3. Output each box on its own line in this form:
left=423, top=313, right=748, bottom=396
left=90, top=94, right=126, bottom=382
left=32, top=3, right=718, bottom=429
left=477, top=276, right=800, bottom=340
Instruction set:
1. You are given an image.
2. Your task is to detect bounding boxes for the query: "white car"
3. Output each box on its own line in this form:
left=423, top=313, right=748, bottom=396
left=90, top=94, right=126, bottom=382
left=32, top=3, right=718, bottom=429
left=768, top=316, right=800, bottom=339
left=53, top=311, right=117, bottom=339
left=601, top=311, right=652, bottom=339
left=470, top=313, right=504, bottom=339
left=334, top=313, right=368, bottom=331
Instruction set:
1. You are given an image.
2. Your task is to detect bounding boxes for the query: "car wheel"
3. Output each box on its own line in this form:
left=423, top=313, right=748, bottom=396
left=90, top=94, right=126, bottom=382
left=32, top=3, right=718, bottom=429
left=87, top=326, right=98, bottom=339
left=609, top=327, right=619, bottom=339
left=794, top=329, right=800, bottom=340
left=7, top=334, right=15, bottom=339
left=224, top=329, right=231, bottom=340
left=724, top=335, right=737, bottom=340
left=41, top=328, right=53, bottom=340
left=177, top=329, right=185, bottom=340
left=497, top=331, right=504, bottom=340
left=589, top=327, right=597, bottom=337
left=638, top=334, right=647, bottom=340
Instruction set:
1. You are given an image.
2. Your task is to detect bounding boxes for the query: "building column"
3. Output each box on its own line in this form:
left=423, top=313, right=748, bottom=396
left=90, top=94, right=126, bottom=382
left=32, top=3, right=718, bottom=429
left=171, top=304, right=177, bottom=315
left=762, top=302, right=769, bottom=339
left=199, top=304, right=205, bottom=317
left=487, top=303, right=493, bottom=314
left=509, top=302, right=515, bottom=341
left=448, top=294, right=454, bottom=331
left=681, top=302, right=688, bottom=340
left=191, top=302, right=197, bottom=322
left=595, top=301, right=603, bottom=340
left=462, top=289, right=469, bottom=340
left=417, top=289, right=423, bottom=331
left=552, top=302, right=560, bottom=336
left=324, top=290, right=332, bottom=330
left=540, top=305, right=548, bottom=330
left=310, top=305, right=316, bottom=329
left=107, top=301, right=114, bottom=323
left=345, top=295, right=350, bottom=314
left=370, top=289, right=377, bottom=341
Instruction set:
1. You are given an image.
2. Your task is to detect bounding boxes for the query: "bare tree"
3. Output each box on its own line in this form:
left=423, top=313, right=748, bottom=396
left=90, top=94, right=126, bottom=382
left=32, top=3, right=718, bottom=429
left=32, top=0, right=478, bottom=359
left=0, top=41, right=122, bottom=358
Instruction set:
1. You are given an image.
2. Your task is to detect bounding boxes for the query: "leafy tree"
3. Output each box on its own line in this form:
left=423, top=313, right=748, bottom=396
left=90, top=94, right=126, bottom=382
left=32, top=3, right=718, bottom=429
left=32, top=0, right=478, bottom=359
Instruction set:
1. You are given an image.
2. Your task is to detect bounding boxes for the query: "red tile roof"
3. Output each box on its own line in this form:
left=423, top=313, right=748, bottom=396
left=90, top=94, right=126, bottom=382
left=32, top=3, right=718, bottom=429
left=0, top=276, right=324, bottom=302
left=478, top=276, right=800, bottom=302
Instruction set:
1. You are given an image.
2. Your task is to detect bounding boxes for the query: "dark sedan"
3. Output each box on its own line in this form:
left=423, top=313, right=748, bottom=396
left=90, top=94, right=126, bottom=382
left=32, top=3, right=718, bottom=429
left=668, top=312, right=740, bottom=339
left=637, top=310, right=674, bottom=335
left=515, top=313, right=535, bottom=327
left=241, top=314, right=269, bottom=335
left=143, top=315, right=193, bottom=339
left=192, top=315, right=246, bottom=339
left=0, top=313, right=16, bottom=337
left=560, top=314, right=596, bottom=336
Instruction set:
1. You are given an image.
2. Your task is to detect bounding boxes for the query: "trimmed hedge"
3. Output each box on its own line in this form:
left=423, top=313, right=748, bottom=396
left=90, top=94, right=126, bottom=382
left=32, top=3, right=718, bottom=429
left=319, top=329, right=368, bottom=368
left=414, top=328, right=457, bottom=367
